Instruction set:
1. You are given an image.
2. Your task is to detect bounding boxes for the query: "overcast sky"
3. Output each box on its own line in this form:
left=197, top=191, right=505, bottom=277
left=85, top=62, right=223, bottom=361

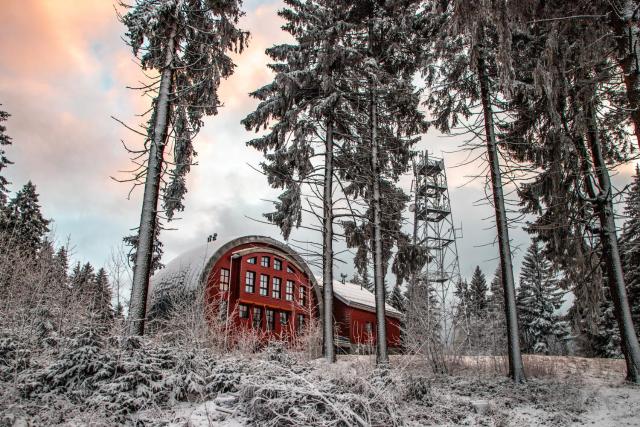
left=1, top=0, right=637, bottom=291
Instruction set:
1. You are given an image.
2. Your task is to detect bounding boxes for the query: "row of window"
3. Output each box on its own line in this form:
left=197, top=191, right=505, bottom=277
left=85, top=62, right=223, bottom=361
left=247, top=255, right=296, bottom=274
left=238, top=304, right=305, bottom=331
left=244, top=271, right=307, bottom=305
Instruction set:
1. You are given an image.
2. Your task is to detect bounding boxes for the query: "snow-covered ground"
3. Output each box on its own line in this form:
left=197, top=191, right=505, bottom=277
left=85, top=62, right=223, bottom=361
left=2, top=333, right=638, bottom=427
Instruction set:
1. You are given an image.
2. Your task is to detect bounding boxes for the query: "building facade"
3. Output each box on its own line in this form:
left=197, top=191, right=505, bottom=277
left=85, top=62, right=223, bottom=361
left=149, top=235, right=402, bottom=352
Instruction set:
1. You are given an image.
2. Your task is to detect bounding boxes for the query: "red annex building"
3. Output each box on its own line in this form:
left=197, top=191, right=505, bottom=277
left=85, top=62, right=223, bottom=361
left=149, top=236, right=402, bottom=353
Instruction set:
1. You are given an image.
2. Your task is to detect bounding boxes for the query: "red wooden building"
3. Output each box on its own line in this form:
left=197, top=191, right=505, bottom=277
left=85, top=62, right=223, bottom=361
left=149, top=235, right=402, bottom=352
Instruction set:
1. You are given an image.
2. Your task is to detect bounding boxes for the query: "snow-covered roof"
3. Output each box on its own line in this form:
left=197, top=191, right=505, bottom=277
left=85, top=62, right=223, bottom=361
left=318, top=278, right=403, bottom=319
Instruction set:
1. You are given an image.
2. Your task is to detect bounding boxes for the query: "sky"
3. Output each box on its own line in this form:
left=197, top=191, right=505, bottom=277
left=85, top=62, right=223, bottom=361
left=1, top=0, right=638, bottom=296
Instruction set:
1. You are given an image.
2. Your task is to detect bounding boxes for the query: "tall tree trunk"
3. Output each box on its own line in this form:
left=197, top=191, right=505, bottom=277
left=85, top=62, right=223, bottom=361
left=585, top=100, right=640, bottom=383
left=323, top=118, right=336, bottom=362
left=611, top=0, right=640, bottom=150
left=476, top=40, right=526, bottom=382
left=370, top=88, right=389, bottom=366
left=128, top=19, right=177, bottom=336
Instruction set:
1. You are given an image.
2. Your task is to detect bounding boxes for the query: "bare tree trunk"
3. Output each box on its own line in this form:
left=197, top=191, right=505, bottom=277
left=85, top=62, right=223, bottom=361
left=611, top=0, right=640, bottom=149
left=370, top=88, right=389, bottom=366
left=585, top=100, right=640, bottom=383
left=323, top=119, right=335, bottom=362
left=476, top=40, right=526, bottom=382
left=128, top=19, right=177, bottom=336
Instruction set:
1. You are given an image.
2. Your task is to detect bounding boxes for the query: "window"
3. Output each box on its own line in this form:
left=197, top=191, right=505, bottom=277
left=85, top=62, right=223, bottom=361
left=239, top=304, right=248, bottom=319
left=279, top=311, right=288, bottom=325
left=245, top=271, right=255, bottom=293
left=266, top=309, right=275, bottom=331
left=297, top=314, right=304, bottom=330
left=260, top=274, right=269, bottom=296
left=219, top=268, right=230, bottom=291
left=286, top=281, right=294, bottom=301
left=261, top=256, right=270, bottom=268
left=299, top=285, right=306, bottom=306
left=287, top=265, right=295, bottom=274
left=272, top=277, right=281, bottom=299
left=247, top=257, right=257, bottom=264
left=252, top=307, right=262, bottom=329
left=274, top=258, right=282, bottom=271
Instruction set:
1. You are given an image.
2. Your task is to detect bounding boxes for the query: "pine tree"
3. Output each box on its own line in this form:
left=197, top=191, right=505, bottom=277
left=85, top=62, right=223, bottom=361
left=0, top=105, right=12, bottom=208
left=2, top=181, right=50, bottom=253
left=120, top=0, right=248, bottom=335
left=621, top=166, right=640, bottom=335
left=516, top=241, right=569, bottom=354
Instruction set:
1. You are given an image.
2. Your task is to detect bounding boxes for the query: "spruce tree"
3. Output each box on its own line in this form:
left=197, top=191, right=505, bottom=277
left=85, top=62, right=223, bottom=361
left=93, top=268, right=114, bottom=326
left=469, top=266, right=488, bottom=317
left=621, top=166, right=640, bottom=335
left=242, top=0, right=360, bottom=362
left=388, top=283, right=406, bottom=313
left=487, top=267, right=506, bottom=355
left=420, top=0, right=525, bottom=381
left=2, top=181, right=50, bottom=253
left=516, top=241, right=569, bottom=354
left=496, top=0, right=640, bottom=381
left=120, top=0, right=248, bottom=335
left=0, top=105, right=12, bottom=208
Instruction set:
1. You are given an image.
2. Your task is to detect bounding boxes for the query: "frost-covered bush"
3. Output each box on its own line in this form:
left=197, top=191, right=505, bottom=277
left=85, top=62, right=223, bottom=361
left=15, top=326, right=251, bottom=422
left=239, top=360, right=403, bottom=426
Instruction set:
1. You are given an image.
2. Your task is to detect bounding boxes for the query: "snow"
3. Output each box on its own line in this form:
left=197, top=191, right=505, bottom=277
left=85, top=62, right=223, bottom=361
left=319, top=278, right=403, bottom=318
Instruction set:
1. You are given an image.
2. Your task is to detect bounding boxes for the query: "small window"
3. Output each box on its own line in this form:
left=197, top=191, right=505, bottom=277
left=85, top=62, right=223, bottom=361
left=261, top=256, right=270, bottom=268
left=272, top=277, right=281, bottom=299
left=299, top=285, right=306, bottom=306
left=245, top=271, right=255, bottom=293
left=260, top=274, right=269, bottom=296
left=274, top=259, right=282, bottom=271
left=297, top=314, right=304, bottom=330
left=266, top=309, right=275, bottom=331
left=286, top=280, right=294, bottom=301
left=287, top=265, right=295, bottom=274
left=220, top=268, right=230, bottom=291
left=247, top=257, right=257, bottom=264
left=280, top=311, right=288, bottom=325
left=252, top=307, right=262, bottom=329
left=239, top=304, right=248, bottom=319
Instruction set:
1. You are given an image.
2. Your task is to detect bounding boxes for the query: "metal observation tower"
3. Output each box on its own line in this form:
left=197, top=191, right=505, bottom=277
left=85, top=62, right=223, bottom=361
left=408, top=151, right=462, bottom=348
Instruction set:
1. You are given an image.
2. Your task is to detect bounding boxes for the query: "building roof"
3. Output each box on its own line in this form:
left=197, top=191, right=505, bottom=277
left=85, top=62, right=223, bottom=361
left=319, top=279, right=403, bottom=319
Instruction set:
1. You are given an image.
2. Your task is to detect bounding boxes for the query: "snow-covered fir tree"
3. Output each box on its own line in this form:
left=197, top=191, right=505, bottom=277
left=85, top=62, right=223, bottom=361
left=516, top=241, right=569, bottom=354
left=621, top=165, right=640, bottom=335
left=120, top=0, right=248, bottom=335
left=1, top=181, right=50, bottom=253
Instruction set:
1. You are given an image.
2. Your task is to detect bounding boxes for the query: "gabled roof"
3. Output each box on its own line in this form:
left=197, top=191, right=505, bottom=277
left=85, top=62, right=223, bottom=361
left=318, top=279, right=403, bottom=319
